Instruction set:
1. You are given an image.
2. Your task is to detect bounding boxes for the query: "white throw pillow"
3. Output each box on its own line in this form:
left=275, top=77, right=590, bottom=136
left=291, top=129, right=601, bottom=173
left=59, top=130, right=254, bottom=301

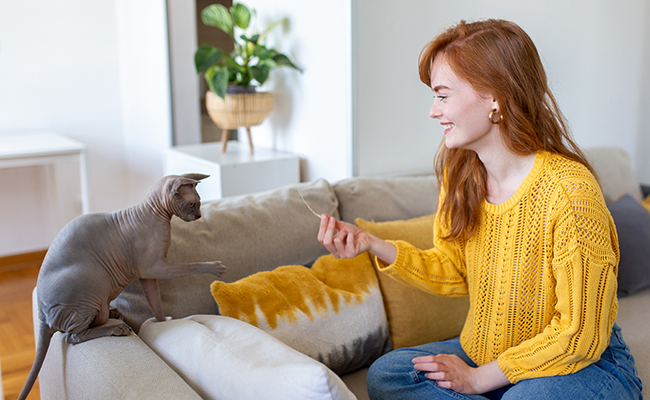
left=139, top=315, right=356, bottom=400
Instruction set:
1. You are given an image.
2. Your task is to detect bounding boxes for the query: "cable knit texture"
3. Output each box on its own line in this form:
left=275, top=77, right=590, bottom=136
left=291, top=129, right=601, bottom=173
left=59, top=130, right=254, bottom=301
left=376, top=151, right=619, bottom=383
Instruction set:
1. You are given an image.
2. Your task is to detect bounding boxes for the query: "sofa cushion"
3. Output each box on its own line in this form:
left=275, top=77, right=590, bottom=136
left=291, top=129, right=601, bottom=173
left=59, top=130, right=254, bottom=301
left=334, top=176, right=438, bottom=223
left=583, top=147, right=643, bottom=204
left=608, top=194, right=650, bottom=297
left=643, top=195, right=650, bottom=214
left=355, top=215, right=469, bottom=349
left=139, top=315, right=355, bottom=400
left=210, top=253, right=391, bottom=375
left=111, top=179, right=340, bottom=332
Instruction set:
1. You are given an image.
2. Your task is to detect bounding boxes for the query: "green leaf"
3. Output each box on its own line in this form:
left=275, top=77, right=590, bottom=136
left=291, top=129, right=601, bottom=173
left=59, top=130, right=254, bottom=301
left=231, top=3, right=251, bottom=30
left=273, top=53, right=302, bottom=72
left=241, top=34, right=260, bottom=45
left=223, top=55, right=241, bottom=70
left=201, top=4, right=233, bottom=35
left=252, top=44, right=276, bottom=60
left=194, top=45, right=223, bottom=73
left=204, top=66, right=218, bottom=93
left=205, top=66, right=229, bottom=99
left=250, top=64, right=271, bottom=85
left=227, top=68, right=239, bottom=83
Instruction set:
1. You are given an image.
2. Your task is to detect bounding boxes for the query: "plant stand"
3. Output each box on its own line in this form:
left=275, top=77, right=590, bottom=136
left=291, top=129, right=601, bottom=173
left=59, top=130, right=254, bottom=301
left=205, top=91, right=273, bottom=154
left=220, top=127, right=254, bottom=155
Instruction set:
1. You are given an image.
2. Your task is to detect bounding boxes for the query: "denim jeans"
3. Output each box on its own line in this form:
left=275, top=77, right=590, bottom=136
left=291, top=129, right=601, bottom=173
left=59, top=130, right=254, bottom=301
left=367, top=323, right=643, bottom=400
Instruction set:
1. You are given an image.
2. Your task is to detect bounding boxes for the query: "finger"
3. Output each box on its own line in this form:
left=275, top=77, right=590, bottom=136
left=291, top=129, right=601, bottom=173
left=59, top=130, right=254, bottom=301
left=322, top=216, right=340, bottom=257
left=322, top=216, right=336, bottom=245
left=435, top=380, right=455, bottom=390
left=412, top=356, right=437, bottom=364
left=333, top=231, right=349, bottom=258
left=346, top=230, right=359, bottom=258
left=317, top=215, right=330, bottom=243
left=413, top=361, right=446, bottom=373
left=425, top=372, right=451, bottom=381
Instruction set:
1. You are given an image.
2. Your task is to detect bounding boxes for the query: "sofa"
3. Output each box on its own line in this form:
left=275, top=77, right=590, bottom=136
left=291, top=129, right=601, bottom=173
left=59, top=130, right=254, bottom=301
left=32, top=146, right=648, bottom=399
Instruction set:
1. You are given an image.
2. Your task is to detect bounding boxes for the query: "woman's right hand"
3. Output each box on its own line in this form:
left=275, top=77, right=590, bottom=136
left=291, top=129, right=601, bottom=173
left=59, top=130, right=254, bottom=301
left=317, top=214, right=397, bottom=264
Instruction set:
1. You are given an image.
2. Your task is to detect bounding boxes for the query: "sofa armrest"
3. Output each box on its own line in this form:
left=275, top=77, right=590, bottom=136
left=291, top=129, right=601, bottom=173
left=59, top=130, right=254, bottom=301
left=32, top=288, right=201, bottom=400
left=39, top=328, right=202, bottom=400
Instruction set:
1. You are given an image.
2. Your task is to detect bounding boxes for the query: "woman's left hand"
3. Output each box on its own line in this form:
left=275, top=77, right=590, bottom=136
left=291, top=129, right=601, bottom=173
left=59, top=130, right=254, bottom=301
left=413, top=354, right=480, bottom=394
left=412, top=356, right=509, bottom=394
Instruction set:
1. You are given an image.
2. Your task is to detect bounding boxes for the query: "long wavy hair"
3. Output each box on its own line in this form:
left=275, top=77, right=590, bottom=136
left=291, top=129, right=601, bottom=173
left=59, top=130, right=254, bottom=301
left=419, top=19, right=594, bottom=242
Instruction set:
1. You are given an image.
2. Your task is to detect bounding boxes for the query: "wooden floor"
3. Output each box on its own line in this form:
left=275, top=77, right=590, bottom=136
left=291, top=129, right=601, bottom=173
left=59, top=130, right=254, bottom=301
left=0, top=251, right=45, bottom=400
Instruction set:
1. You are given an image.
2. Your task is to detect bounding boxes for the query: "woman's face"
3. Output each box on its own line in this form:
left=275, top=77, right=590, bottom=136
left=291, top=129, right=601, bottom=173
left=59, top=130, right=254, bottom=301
left=429, top=57, right=499, bottom=153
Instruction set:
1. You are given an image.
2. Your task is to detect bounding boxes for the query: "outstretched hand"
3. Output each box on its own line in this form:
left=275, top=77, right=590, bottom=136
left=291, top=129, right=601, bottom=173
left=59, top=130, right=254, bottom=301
left=317, top=214, right=373, bottom=259
left=317, top=214, right=399, bottom=264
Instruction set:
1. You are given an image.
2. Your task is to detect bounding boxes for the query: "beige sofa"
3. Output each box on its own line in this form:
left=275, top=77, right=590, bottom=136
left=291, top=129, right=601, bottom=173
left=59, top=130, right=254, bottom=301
left=32, top=147, right=647, bottom=399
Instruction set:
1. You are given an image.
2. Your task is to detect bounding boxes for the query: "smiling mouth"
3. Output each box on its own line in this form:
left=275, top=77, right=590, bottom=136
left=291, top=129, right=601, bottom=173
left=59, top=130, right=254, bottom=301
left=443, top=124, right=455, bottom=134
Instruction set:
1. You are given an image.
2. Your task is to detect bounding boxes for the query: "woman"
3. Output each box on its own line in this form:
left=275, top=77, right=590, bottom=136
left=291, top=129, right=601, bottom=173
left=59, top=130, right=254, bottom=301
left=317, top=19, right=643, bottom=399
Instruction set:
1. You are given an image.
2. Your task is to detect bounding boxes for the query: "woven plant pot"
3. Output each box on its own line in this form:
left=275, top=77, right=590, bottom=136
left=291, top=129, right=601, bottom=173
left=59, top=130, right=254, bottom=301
left=205, top=90, right=274, bottom=130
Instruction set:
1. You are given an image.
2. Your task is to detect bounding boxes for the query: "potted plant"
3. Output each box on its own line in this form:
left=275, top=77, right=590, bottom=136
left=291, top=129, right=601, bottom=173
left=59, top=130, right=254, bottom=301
left=195, top=2, right=302, bottom=153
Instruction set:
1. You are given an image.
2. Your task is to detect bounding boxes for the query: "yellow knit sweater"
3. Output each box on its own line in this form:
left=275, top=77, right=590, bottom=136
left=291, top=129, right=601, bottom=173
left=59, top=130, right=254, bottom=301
left=377, top=151, right=619, bottom=383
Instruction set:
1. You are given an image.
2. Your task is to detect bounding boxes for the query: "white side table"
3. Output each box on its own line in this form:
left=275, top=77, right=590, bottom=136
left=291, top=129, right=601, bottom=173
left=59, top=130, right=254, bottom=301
left=165, top=141, right=300, bottom=201
left=0, top=131, right=89, bottom=231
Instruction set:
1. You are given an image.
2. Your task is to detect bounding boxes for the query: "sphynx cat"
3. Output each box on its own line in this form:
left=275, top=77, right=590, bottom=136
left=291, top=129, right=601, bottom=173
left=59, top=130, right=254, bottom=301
left=18, top=173, right=226, bottom=400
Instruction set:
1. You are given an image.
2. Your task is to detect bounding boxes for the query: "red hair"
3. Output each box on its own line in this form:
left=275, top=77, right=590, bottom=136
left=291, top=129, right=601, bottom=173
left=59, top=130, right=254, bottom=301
left=419, top=19, right=594, bottom=242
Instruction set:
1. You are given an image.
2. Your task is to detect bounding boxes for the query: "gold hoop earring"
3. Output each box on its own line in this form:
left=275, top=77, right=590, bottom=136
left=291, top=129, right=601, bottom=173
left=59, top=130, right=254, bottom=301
left=489, top=109, right=503, bottom=125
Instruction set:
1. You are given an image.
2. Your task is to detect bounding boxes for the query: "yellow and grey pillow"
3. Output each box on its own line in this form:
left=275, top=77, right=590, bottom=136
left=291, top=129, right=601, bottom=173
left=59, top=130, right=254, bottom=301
left=210, top=253, right=391, bottom=375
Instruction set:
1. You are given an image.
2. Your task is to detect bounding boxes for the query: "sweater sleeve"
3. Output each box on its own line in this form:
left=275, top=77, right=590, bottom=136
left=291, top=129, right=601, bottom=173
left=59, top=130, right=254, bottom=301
left=497, top=175, right=620, bottom=383
left=374, top=210, right=469, bottom=297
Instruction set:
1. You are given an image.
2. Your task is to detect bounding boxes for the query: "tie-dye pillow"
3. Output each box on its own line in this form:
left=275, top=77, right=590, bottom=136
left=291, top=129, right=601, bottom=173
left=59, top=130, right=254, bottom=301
left=210, top=253, right=391, bottom=375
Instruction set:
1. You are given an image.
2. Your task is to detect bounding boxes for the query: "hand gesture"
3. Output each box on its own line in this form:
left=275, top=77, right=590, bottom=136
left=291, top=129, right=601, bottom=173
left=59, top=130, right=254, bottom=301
left=317, top=214, right=374, bottom=259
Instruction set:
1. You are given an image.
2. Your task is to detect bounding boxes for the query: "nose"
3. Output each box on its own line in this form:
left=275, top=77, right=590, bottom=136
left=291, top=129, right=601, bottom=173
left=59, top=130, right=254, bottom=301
left=429, top=99, right=441, bottom=119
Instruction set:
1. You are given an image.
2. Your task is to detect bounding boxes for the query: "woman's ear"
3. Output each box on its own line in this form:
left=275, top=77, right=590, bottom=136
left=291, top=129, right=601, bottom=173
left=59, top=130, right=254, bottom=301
left=491, top=96, right=500, bottom=113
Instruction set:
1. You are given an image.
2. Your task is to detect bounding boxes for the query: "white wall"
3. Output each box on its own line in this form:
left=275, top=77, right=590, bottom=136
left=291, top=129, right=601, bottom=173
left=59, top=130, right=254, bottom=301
left=0, top=0, right=172, bottom=256
left=115, top=0, right=173, bottom=206
left=0, top=0, right=127, bottom=255
left=167, top=0, right=202, bottom=146
left=232, top=0, right=353, bottom=182
left=1, top=0, right=648, bottom=256
left=354, top=0, right=650, bottom=182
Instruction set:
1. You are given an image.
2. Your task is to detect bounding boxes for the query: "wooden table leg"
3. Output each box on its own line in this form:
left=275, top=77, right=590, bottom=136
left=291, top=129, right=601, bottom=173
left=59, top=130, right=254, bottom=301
left=246, top=127, right=254, bottom=154
left=221, top=129, right=230, bottom=153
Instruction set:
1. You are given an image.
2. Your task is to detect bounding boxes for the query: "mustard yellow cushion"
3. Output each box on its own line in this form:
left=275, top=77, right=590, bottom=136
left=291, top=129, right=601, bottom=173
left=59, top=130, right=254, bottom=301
left=210, top=253, right=390, bottom=375
left=355, top=214, right=469, bottom=349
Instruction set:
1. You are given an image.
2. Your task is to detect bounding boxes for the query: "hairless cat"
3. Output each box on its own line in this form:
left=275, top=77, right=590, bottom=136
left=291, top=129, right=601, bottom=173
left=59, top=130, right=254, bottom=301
left=18, top=173, right=226, bottom=400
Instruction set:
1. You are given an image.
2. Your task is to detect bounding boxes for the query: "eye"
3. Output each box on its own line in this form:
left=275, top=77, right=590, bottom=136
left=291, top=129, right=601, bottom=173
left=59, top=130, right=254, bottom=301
left=189, top=203, right=196, bottom=208
left=434, top=95, right=448, bottom=102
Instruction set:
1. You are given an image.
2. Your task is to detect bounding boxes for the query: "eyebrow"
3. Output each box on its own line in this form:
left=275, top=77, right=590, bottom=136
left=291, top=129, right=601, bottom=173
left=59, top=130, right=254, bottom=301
left=432, top=85, right=450, bottom=92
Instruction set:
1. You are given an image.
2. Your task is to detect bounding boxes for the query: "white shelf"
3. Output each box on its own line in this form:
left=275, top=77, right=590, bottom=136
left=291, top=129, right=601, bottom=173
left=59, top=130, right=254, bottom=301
left=165, top=141, right=300, bottom=201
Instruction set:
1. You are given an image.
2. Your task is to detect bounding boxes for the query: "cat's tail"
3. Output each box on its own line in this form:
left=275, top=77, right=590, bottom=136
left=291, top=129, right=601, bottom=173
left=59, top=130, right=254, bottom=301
left=18, top=310, right=54, bottom=400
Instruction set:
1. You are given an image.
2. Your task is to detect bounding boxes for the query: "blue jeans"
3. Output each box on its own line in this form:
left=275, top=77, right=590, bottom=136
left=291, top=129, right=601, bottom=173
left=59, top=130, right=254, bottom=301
left=367, top=323, right=643, bottom=399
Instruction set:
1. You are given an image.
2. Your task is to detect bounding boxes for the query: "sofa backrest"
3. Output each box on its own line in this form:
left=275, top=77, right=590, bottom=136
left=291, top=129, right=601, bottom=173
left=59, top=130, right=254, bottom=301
left=334, top=175, right=438, bottom=223
left=583, top=147, right=642, bottom=203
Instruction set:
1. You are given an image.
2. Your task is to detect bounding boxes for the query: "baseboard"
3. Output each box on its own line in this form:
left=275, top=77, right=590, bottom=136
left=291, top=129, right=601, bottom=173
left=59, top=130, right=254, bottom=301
left=0, top=249, right=48, bottom=272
